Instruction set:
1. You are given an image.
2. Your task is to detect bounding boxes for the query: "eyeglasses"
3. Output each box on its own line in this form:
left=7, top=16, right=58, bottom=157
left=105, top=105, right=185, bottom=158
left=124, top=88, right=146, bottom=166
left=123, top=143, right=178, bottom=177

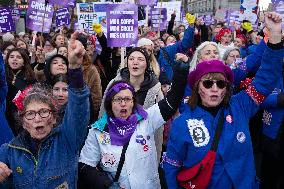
left=112, top=97, right=133, bottom=104
left=202, top=80, right=227, bottom=89
left=23, top=108, right=52, bottom=120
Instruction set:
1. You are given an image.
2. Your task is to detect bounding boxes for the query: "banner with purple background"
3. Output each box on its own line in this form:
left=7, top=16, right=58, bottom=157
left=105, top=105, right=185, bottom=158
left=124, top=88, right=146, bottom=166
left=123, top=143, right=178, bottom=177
left=68, top=0, right=76, bottom=8
left=274, top=1, right=284, bottom=29
left=107, top=4, right=138, bottom=47
left=26, top=0, right=54, bottom=33
left=55, top=8, right=70, bottom=27
left=0, top=7, right=15, bottom=33
left=138, top=0, right=158, bottom=6
left=49, top=0, right=69, bottom=6
left=11, top=8, right=20, bottom=21
left=149, top=8, right=167, bottom=31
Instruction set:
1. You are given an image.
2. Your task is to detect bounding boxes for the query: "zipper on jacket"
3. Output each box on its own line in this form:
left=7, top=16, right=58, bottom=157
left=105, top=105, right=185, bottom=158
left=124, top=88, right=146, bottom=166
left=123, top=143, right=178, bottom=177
left=8, top=144, right=39, bottom=176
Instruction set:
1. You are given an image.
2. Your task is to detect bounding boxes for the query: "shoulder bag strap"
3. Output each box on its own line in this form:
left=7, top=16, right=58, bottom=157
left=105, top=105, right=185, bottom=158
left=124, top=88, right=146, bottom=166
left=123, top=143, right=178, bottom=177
left=210, top=111, right=225, bottom=152
left=113, top=140, right=130, bottom=182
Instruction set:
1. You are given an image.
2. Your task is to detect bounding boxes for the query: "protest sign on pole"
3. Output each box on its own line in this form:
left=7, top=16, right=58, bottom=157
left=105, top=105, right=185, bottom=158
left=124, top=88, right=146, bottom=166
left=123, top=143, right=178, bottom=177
left=107, top=4, right=138, bottom=47
left=55, top=8, right=70, bottom=27
left=26, top=0, right=54, bottom=33
left=0, top=7, right=15, bottom=33
left=155, top=1, right=181, bottom=21
left=77, top=3, right=107, bottom=34
left=149, top=8, right=167, bottom=32
left=11, top=8, right=20, bottom=22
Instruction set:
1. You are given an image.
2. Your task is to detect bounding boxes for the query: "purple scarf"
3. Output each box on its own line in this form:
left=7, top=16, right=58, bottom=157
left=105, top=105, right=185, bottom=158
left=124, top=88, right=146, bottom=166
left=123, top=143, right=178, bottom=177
left=108, top=105, right=148, bottom=146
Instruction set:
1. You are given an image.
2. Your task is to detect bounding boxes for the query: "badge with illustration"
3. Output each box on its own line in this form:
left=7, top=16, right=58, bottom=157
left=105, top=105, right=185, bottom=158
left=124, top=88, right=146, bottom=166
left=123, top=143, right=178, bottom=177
left=136, top=135, right=146, bottom=145
left=99, top=133, right=111, bottom=145
left=101, top=153, right=117, bottom=168
left=187, top=119, right=210, bottom=147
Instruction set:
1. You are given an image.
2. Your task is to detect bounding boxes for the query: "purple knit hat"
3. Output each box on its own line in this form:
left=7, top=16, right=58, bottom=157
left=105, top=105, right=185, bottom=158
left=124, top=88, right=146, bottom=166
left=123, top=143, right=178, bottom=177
left=188, top=60, right=234, bottom=89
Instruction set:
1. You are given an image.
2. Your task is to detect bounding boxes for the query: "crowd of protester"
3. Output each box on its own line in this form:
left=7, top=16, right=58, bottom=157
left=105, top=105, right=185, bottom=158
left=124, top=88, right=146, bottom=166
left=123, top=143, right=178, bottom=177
left=0, top=10, right=283, bottom=189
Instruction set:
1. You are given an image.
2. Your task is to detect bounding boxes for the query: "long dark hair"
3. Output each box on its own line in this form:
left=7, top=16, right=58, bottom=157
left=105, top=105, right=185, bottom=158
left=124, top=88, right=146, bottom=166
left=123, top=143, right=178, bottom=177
left=5, top=48, right=35, bottom=83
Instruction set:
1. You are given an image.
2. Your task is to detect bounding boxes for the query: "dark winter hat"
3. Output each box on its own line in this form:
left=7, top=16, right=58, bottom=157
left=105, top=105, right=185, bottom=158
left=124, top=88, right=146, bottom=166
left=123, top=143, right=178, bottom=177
left=159, top=71, right=171, bottom=85
left=126, top=47, right=150, bottom=69
left=188, top=60, right=234, bottom=89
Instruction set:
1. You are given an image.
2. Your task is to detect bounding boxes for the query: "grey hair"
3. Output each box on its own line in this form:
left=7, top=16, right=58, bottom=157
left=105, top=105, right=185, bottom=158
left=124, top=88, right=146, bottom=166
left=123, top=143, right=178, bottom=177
left=222, top=47, right=241, bottom=63
left=189, top=41, right=220, bottom=71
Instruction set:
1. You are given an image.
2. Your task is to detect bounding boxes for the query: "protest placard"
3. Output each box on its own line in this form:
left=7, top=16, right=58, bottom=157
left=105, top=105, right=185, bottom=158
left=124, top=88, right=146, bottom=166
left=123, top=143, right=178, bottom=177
left=149, top=8, right=167, bottom=31
left=55, top=8, right=70, bottom=27
left=26, top=0, right=54, bottom=33
left=138, top=0, right=158, bottom=6
left=77, top=3, right=107, bottom=34
left=0, top=8, right=15, bottom=33
left=155, top=1, right=181, bottom=21
left=49, top=0, right=70, bottom=6
left=107, top=4, right=138, bottom=47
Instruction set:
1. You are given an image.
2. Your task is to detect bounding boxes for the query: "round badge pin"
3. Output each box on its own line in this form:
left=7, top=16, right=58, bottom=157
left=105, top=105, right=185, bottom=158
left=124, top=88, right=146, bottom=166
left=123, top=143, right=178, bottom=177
left=236, top=132, right=246, bottom=143
left=226, top=115, right=233, bottom=123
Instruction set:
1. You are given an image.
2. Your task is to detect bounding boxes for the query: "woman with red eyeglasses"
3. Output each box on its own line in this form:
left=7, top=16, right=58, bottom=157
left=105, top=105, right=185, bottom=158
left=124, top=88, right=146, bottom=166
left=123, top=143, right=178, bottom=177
left=163, top=12, right=283, bottom=189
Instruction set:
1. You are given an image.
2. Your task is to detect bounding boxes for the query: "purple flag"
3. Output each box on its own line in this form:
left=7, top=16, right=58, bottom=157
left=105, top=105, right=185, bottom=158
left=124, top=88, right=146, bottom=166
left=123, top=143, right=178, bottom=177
left=203, top=14, right=215, bottom=26
left=49, top=0, right=70, bottom=6
left=138, top=0, right=158, bottom=6
left=68, top=0, right=76, bottom=8
left=26, top=0, right=54, bottom=33
left=149, top=8, right=167, bottom=31
left=107, top=4, right=138, bottom=47
left=0, top=7, right=15, bottom=33
left=55, top=8, right=70, bottom=27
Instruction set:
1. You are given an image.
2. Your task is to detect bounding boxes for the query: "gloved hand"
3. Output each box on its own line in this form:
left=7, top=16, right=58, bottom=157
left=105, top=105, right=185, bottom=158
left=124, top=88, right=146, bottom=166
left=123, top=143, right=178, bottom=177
left=186, top=13, right=196, bottom=26
left=92, top=23, right=102, bottom=34
left=241, top=21, right=253, bottom=33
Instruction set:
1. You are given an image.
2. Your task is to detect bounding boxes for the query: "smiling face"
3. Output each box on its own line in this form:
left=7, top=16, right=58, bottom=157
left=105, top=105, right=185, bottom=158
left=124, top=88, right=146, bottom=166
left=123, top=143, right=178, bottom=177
left=50, top=57, right=67, bottom=75
left=8, top=50, right=24, bottom=70
left=111, top=89, right=134, bottom=120
left=220, top=32, right=233, bottom=46
left=52, top=81, right=68, bottom=107
left=198, top=73, right=227, bottom=107
left=127, top=51, right=147, bottom=78
left=22, top=101, right=56, bottom=140
left=199, top=44, right=219, bottom=63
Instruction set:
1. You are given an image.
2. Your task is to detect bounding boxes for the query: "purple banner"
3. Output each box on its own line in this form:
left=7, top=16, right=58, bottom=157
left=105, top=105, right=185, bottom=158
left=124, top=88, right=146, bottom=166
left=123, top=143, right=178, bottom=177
left=0, top=7, right=15, bottom=33
left=138, top=0, right=158, bottom=5
left=49, top=0, right=69, bottom=6
left=55, top=8, right=70, bottom=27
left=68, top=0, right=76, bottom=8
left=26, top=0, right=54, bottom=33
left=149, top=8, right=167, bottom=31
left=107, top=4, right=138, bottom=47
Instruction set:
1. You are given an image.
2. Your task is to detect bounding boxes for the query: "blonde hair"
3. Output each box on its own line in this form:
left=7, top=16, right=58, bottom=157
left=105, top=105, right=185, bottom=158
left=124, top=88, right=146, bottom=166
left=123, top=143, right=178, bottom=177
left=190, top=41, right=220, bottom=71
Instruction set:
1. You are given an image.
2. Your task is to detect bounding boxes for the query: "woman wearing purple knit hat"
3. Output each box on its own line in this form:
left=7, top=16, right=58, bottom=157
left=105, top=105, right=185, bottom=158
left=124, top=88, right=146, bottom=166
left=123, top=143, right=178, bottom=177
left=163, top=12, right=283, bottom=189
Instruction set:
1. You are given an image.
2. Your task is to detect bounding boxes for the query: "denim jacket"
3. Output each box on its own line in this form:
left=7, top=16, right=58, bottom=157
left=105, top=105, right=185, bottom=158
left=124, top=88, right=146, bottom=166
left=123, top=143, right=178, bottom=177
left=0, top=86, right=90, bottom=189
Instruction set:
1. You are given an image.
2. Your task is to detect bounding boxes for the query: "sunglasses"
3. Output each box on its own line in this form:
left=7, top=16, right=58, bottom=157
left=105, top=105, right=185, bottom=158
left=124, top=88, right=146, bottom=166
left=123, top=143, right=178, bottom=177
left=202, top=80, right=227, bottom=89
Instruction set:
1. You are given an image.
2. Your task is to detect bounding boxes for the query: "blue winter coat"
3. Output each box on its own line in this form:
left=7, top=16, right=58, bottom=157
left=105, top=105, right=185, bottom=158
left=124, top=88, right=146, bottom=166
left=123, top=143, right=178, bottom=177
left=0, top=86, right=90, bottom=189
left=0, top=53, right=13, bottom=145
left=164, top=47, right=284, bottom=189
left=158, top=26, right=194, bottom=80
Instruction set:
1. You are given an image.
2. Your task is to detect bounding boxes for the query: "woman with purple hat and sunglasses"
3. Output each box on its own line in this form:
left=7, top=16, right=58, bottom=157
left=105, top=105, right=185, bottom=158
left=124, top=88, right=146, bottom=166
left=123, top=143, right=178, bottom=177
left=78, top=52, right=190, bottom=188
left=163, top=12, right=283, bottom=189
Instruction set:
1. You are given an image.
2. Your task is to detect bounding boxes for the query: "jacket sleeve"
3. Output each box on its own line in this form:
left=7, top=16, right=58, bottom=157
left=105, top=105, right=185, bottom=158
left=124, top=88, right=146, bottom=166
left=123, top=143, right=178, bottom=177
left=61, top=68, right=90, bottom=151
left=158, top=62, right=189, bottom=121
left=79, top=128, right=101, bottom=167
left=245, top=40, right=267, bottom=73
left=234, top=44, right=284, bottom=119
left=167, top=14, right=176, bottom=36
left=0, top=53, right=7, bottom=105
left=163, top=117, right=187, bottom=189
